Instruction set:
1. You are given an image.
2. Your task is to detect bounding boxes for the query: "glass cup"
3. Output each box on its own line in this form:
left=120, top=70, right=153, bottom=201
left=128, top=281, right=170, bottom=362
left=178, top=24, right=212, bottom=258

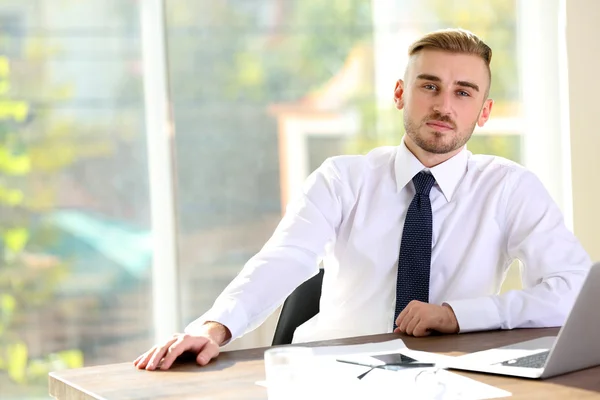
left=414, top=368, right=466, bottom=400
left=263, top=346, right=315, bottom=400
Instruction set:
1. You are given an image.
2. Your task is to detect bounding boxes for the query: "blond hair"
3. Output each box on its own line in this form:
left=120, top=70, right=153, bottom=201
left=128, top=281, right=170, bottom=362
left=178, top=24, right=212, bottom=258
left=409, top=28, right=492, bottom=85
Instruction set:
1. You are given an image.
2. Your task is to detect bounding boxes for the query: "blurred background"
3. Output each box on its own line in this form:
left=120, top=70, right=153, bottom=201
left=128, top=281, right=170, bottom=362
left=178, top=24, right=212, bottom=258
left=0, top=0, right=594, bottom=398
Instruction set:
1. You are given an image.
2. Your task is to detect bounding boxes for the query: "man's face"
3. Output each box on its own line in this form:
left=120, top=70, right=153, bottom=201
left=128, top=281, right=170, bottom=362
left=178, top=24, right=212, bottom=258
left=394, top=49, right=493, bottom=155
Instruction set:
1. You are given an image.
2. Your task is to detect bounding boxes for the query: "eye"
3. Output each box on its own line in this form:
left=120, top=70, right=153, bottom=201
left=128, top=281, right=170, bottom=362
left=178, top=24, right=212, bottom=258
left=423, top=84, right=438, bottom=91
left=457, top=90, right=470, bottom=97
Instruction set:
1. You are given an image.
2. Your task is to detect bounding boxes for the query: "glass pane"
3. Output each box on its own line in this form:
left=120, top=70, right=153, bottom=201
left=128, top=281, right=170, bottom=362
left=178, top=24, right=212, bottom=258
left=0, top=1, right=152, bottom=398
left=169, top=0, right=523, bottom=348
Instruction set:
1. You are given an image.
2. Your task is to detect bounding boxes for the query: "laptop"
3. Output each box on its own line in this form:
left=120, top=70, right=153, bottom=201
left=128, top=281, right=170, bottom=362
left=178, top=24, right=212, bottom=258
left=447, top=262, right=600, bottom=379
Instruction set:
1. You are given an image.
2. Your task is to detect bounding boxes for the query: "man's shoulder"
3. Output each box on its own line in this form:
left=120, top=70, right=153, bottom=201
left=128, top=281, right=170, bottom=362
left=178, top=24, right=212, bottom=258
left=463, top=153, right=559, bottom=211
left=326, top=146, right=397, bottom=172
left=315, top=146, right=397, bottom=190
left=468, top=152, right=528, bottom=177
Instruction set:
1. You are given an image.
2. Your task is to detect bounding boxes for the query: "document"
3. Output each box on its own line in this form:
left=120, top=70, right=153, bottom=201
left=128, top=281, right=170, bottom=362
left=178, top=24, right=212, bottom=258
left=258, top=338, right=512, bottom=400
left=343, top=364, right=512, bottom=400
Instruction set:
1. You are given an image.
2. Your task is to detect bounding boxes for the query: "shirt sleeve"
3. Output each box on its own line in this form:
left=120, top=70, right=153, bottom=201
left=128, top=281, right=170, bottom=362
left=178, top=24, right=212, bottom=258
left=447, top=168, right=592, bottom=333
left=185, top=158, right=347, bottom=342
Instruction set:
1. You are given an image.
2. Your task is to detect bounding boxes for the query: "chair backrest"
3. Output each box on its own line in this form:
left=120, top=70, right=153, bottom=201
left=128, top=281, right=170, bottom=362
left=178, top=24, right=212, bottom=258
left=271, top=269, right=324, bottom=346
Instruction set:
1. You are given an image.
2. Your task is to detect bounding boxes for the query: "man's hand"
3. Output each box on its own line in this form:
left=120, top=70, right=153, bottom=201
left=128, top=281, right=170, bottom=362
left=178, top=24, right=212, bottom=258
left=394, top=301, right=459, bottom=337
left=133, top=321, right=231, bottom=371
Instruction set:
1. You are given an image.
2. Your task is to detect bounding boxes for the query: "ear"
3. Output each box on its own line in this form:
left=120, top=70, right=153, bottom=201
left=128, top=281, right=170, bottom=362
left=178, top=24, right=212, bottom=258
left=477, top=99, right=494, bottom=127
left=394, top=79, right=405, bottom=110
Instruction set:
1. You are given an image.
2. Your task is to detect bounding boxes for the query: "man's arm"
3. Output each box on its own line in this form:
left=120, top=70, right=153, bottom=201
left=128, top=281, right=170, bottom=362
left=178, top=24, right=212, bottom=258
left=135, top=158, right=350, bottom=369
left=446, top=169, right=592, bottom=333
left=184, top=158, right=348, bottom=340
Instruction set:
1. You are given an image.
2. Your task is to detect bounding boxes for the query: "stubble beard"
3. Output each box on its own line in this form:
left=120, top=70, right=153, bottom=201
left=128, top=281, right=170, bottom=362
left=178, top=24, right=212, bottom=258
left=404, top=111, right=477, bottom=155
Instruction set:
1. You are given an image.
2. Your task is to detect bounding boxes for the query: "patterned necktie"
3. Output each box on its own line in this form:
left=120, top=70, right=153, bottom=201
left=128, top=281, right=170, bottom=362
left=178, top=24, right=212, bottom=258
left=394, top=171, right=436, bottom=328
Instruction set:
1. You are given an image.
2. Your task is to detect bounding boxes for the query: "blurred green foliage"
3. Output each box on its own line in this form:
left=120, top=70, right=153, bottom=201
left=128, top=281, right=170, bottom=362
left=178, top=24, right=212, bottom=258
left=0, top=46, right=83, bottom=390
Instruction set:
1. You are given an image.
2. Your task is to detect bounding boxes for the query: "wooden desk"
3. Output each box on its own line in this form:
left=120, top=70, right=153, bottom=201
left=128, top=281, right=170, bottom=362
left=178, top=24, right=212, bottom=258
left=49, top=328, right=600, bottom=399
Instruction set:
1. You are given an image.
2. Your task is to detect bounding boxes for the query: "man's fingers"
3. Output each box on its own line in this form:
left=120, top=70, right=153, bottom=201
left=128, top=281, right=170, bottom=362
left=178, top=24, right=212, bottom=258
left=398, top=305, right=416, bottom=333
left=136, top=348, right=159, bottom=369
left=404, top=315, right=421, bottom=336
left=395, top=300, right=424, bottom=328
left=196, top=340, right=220, bottom=366
left=395, top=305, right=410, bottom=328
left=412, top=321, right=431, bottom=337
left=134, top=329, right=226, bottom=371
left=135, top=348, right=158, bottom=369
left=146, top=338, right=178, bottom=370
left=133, top=353, right=146, bottom=366
left=396, top=302, right=454, bottom=336
left=158, top=337, right=187, bottom=370
left=396, top=308, right=409, bottom=331
left=160, top=336, right=204, bottom=370
left=398, top=313, right=410, bottom=333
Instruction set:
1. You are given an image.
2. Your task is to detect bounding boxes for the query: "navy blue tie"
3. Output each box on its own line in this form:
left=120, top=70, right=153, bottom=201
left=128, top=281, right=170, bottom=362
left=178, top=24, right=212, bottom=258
left=394, top=171, right=436, bottom=328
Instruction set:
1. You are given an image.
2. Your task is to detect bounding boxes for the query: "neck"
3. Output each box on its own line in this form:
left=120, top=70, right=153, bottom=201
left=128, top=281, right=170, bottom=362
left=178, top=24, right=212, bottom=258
left=403, top=137, right=464, bottom=168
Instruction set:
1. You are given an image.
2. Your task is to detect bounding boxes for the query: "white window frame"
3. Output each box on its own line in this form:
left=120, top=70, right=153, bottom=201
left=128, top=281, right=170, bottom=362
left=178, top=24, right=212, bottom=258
left=517, top=0, right=572, bottom=228
left=140, top=0, right=180, bottom=342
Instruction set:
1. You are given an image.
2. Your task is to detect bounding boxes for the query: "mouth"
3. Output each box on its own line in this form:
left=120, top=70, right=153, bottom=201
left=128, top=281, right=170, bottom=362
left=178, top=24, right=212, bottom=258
left=425, top=120, right=454, bottom=131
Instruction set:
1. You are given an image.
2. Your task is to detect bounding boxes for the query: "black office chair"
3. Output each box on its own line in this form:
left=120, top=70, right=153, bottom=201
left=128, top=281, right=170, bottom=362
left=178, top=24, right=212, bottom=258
left=271, top=269, right=324, bottom=345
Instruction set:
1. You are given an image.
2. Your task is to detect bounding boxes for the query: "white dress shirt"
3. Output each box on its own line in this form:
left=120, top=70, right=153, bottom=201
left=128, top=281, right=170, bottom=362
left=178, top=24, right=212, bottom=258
left=186, top=139, right=592, bottom=344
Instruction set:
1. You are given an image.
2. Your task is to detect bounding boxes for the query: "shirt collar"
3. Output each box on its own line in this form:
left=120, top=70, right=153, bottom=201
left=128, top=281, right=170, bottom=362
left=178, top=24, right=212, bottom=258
left=394, top=136, right=469, bottom=202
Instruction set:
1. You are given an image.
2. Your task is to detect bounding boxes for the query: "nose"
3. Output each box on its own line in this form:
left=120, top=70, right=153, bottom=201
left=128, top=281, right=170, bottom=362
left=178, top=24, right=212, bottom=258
left=432, top=91, right=453, bottom=115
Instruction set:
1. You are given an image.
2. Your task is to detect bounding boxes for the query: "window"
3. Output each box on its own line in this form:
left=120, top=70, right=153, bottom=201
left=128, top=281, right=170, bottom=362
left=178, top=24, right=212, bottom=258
left=0, top=1, right=151, bottom=398
left=0, top=1, right=567, bottom=397
left=169, top=0, right=550, bottom=351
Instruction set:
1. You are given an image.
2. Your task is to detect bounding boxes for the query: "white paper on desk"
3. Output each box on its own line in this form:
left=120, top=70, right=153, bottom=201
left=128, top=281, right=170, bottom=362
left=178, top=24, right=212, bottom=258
left=257, top=339, right=511, bottom=400
left=257, top=358, right=511, bottom=400
left=357, top=366, right=512, bottom=400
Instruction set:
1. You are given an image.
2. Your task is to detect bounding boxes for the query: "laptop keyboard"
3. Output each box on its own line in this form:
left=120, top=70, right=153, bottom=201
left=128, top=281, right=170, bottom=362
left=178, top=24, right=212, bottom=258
left=499, top=350, right=550, bottom=369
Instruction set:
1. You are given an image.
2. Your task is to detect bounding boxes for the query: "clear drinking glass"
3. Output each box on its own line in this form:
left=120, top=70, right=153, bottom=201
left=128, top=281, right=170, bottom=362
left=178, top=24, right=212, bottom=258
left=263, top=346, right=315, bottom=400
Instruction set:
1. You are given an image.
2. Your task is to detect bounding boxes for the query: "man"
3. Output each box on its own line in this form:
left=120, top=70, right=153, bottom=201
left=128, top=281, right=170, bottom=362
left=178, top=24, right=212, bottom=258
left=134, top=28, right=591, bottom=371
